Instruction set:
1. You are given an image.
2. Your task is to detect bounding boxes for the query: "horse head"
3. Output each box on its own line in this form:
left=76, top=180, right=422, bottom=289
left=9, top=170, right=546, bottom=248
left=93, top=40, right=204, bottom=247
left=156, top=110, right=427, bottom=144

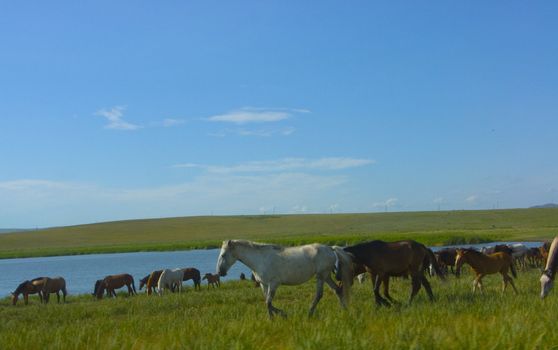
left=454, top=249, right=466, bottom=277
left=217, top=240, right=238, bottom=277
left=540, top=270, right=554, bottom=299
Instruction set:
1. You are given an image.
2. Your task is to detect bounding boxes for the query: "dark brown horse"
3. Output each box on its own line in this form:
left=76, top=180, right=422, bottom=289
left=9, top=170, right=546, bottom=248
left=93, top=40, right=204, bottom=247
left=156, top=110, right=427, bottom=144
left=11, top=277, right=47, bottom=305
left=95, top=274, right=136, bottom=299
left=182, top=267, right=201, bottom=290
left=455, top=248, right=517, bottom=293
left=434, top=248, right=457, bottom=275
left=202, top=273, right=220, bottom=288
left=42, top=277, right=67, bottom=304
left=344, top=240, right=445, bottom=306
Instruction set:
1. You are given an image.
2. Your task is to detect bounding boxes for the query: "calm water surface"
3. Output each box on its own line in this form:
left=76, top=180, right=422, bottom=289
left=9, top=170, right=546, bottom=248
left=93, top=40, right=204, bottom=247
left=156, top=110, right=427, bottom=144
left=0, top=241, right=543, bottom=297
left=0, top=249, right=252, bottom=297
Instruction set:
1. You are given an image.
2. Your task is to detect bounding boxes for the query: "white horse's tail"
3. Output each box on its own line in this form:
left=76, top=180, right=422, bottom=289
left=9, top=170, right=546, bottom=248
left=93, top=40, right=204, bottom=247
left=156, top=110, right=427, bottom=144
left=332, top=246, right=354, bottom=307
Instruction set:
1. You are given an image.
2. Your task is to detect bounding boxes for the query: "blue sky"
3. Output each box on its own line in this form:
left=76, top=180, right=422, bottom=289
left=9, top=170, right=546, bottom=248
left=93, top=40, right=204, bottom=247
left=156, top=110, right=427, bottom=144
left=1, top=1, right=557, bottom=227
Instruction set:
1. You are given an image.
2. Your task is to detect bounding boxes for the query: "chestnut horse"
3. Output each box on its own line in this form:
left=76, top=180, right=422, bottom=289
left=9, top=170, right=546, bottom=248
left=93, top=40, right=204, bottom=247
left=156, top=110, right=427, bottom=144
left=95, top=274, right=136, bottom=299
left=455, top=248, right=517, bottom=293
left=11, top=277, right=47, bottom=305
left=42, top=277, right=67, bottom=304
left=202, top=273, right=221, bottom=288
left=343, top=240, right=445, bottom=306
left=145, top=270, right=163, bottom=295
left=182, top=267, right=201, bottom=290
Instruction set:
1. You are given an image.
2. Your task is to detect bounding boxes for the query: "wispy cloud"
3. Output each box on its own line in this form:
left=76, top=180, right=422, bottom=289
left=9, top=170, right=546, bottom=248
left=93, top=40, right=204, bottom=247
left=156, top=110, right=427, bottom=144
left=162, top=118, right=185, bottom=127
left=173, top=157, right=375, bottom=173
left=206, top=110, right=289, bottom=124
left=465, top=195, right=478, bottom=203
left=209, top=126, right=296, bottom=138
left=95, top=106, right=141, bottom=130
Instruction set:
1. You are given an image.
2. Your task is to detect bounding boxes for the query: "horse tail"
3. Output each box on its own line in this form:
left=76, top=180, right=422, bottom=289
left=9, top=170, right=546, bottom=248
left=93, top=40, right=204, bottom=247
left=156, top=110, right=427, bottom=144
left=332, top=246, right=353, bottom=307
left=132, top=279, right=137, bottom=294
left=510, top=257, right=517, bottom=279
left=426, top=248, right=446, bottom=281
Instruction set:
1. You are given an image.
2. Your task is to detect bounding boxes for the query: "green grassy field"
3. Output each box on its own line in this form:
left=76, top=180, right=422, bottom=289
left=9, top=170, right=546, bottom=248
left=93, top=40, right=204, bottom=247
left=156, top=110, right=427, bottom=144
left=1, top=208, right=558, bottom=259
left=1, top=269, right=556, bottom=349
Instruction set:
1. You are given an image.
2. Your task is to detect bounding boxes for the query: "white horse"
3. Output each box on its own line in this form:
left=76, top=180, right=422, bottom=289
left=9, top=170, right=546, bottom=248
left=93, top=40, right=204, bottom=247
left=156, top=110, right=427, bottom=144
left=157, top=268, right=184, bottom=296
left=541, top=237, right=558, bottom=298
left=216, top=240, right=354, bottom=318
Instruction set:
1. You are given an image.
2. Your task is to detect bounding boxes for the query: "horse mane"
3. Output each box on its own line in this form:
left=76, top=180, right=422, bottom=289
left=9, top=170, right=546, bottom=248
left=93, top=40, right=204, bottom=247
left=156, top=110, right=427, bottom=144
left=545, top=237, right=558, bottom=277
left=232, top=240, right=283, bottom=251
left=13, top=280, right=30, bottom=294
left=460, top=248, right=484, bottom=257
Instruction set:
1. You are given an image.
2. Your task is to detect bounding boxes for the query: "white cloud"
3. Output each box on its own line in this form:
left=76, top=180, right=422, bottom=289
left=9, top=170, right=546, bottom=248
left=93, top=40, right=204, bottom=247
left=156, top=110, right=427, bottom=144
left=465, top=195, right=478, bottom=203
left=373, top=198, right=399, bottom=209
left=94, top=106, right=141, bottom=130
left=162, top=118, right=185, bottom=127
left=211, top=127, right=296, bottom=138
left=206, top=110, right=289, bottom=124
left=173, top=157, right=375, bottom=173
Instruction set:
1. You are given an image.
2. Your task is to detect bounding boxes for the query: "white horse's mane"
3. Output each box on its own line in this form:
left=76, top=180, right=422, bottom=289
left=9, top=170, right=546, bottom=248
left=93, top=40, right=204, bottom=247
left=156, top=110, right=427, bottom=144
left=231, top=239, right=283, bottom=251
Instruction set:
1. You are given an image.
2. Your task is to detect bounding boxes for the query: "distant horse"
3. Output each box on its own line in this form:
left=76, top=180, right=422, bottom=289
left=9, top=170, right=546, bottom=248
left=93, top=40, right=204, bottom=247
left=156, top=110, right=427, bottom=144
left=182, top=267, right=201, bottom=290
left=145, top=270, right=163, bottom=295
left=455, top=248, right=517, bottom=293
left=216, top=240, right=353, bottom=318
left=540, top=237, right=558, bottom=298
left=343, top=240, right=445, bottom=307
left=11, top=277, right=47, bottom=305
left=42, top=277, right=67, bottom=304
left=157, top=268, right=184, bottom=295
left=202, top=273, right=221, bottom=288
left=95, top=274, right=136, bottom=299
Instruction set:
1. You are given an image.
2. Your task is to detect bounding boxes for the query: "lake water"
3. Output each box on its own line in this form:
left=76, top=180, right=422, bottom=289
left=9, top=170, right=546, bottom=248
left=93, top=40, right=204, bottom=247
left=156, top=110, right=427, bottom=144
left=0, top=241, right=543, bottom=298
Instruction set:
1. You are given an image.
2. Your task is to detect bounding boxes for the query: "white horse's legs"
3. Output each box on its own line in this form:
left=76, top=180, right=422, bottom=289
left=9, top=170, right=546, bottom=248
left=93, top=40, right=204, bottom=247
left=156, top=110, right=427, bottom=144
left=308, top=279, right=324, bottom=316
left=324, top=275, right=345, bottom=308
left=265, top=283, right=286, bottom=319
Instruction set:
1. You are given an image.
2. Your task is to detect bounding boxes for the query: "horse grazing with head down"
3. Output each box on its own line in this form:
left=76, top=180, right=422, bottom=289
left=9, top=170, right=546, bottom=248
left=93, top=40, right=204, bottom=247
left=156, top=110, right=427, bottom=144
left=455, top=248, right=517, bottom=293
left=343, top=240, right=445, bottom=307
left=95, top=274, right=136, bottom=299
left=11, top=277, right=47, bottom=305
left=42, top=277, right=67, bottom=304
left=540, top=236, right=558, bottom=298
left=157, top=269, right=185, bottom=296
left=216, top=240, right=353, bottom=319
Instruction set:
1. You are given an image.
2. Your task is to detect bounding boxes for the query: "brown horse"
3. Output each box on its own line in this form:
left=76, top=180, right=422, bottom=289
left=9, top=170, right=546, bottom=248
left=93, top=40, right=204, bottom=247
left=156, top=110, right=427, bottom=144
left=434, top=248, right=457, bottom=275
left=455, top=248, right=517, bottom=293
left=42, top=277, right=67, bottom=304
left=182, top=267, right=201, bottom=290
left=344, top=240, right=445, bottom=306
left=95, top=274, right=136, bottom=299
left=145, top=270, right=163, bottom=295
left=202, top=273, right=220, bottom=288
left=11, top=277, right=47, bottom=305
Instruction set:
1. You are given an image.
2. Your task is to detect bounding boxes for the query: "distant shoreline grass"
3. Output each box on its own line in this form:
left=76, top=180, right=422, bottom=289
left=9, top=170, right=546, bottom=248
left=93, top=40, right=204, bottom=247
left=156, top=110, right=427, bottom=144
left=1, top=208, right=557, bottom=259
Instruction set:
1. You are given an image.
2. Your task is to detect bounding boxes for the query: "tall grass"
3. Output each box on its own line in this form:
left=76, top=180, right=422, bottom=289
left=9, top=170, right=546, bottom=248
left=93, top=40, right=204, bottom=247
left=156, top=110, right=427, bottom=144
left=1, top=269, right=556, bottom=349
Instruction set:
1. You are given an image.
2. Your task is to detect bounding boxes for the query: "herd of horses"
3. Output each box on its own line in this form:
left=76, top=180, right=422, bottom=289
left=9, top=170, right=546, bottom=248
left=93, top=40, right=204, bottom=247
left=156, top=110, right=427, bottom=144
left=10, top=237, right=558, bottom=319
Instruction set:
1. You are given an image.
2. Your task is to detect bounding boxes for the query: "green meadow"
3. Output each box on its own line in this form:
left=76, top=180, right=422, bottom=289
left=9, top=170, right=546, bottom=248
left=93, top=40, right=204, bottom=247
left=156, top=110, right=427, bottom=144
left=1, top=269, right=556, bottom=349
left=1, top=208, right=557, bottom=259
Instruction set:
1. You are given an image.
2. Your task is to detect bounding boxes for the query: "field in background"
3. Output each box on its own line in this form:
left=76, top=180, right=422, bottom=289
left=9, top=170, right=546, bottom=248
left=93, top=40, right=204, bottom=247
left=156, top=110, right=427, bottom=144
left=1, top=208, right=557, bottom=259
left=0, top=269, right=555, bottom=349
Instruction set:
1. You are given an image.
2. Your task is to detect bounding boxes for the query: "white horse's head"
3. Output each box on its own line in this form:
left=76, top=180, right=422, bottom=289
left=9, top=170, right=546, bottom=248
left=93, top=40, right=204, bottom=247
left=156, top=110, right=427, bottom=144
left=217, top=240, right=238, bottom=277
left=540, top=271, right=554, bottom=299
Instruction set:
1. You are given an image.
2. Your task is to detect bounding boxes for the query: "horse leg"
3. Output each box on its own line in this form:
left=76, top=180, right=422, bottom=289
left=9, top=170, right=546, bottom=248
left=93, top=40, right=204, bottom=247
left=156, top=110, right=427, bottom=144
left=308, top=278, right=325, bottom=317
left=408, top=275, right=421, bottom=304
left=324, top=274, right=345, bottom=308
left=63, top=288, right=67, bottom=303
left=382, top=277, right=397, bottom=304
left=56, top=291, right=60, bottom=303
left=266, top=283, right=286, bottom=319
left=503, top=273, right=518, bottom=294
left=420, top=274, right=435, bottom=301
left=373, top=274, right=390, bottom=307
left=24, top=293, right=29, bottom=305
